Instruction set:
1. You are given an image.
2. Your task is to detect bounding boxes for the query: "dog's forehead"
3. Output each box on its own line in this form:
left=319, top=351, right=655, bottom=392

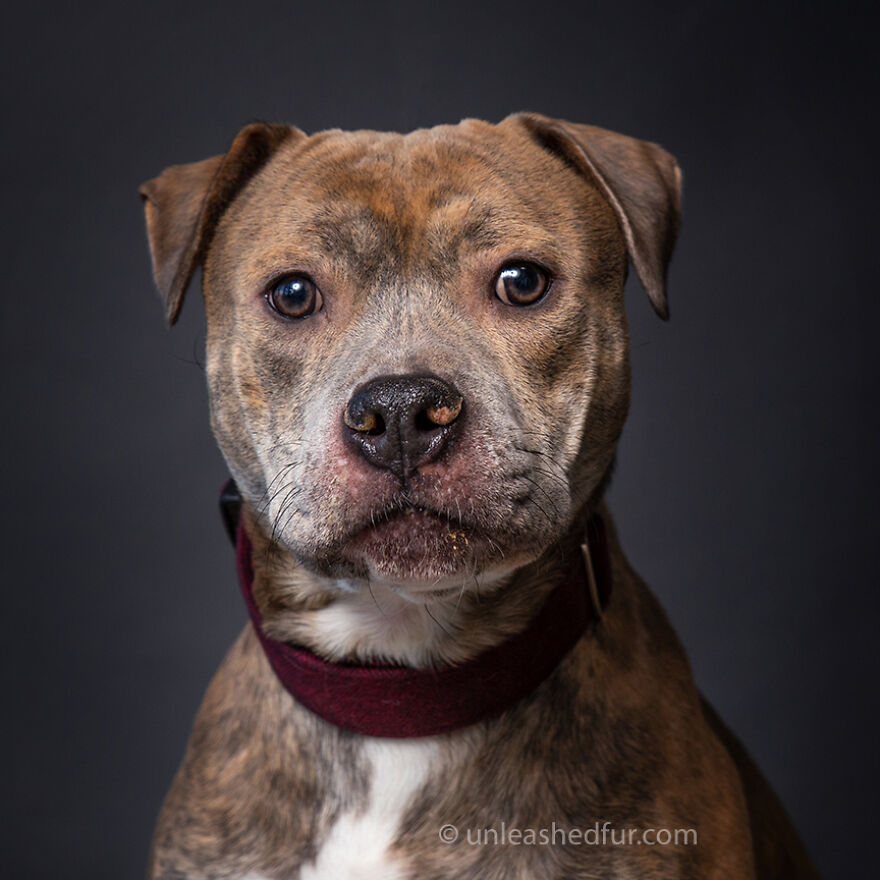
left=278, top=118, right=535, bottom=201
left=225, top=119, right=588, bottom=271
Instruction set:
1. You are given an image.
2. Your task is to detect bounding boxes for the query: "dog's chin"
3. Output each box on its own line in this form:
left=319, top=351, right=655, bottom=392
left=344, top=508, right=482, bottom=586
left=295, top=506, right=522, bottom=587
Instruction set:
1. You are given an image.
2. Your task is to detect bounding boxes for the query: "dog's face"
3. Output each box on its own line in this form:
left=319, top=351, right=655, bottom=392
left=141, top=115, right=680, bottom=591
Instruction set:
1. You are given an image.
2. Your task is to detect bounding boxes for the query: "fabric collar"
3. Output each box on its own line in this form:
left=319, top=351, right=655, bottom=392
left=222, top=480, right=611, bottom=738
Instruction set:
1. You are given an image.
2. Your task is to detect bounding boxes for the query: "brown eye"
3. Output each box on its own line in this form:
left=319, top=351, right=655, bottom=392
left=267, top=274, right=323, bottom=319
left=493, top=262, right=551, bottom=306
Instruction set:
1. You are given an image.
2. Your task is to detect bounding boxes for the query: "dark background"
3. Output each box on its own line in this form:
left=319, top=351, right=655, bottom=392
left=2, top=1, right=877, bottom=876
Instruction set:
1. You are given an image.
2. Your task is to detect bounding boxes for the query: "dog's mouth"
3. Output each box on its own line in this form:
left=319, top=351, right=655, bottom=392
left=342, top=504, right=481, bottom=583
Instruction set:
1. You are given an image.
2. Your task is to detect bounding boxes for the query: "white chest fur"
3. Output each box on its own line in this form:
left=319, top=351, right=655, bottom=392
left=298, top=736, right=440, bottom=880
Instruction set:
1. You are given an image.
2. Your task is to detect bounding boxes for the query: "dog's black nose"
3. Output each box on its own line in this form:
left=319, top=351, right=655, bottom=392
left=343, top=374, right=463, bottom=478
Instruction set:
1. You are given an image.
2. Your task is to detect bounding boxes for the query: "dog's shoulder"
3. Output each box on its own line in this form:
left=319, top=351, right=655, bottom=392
left=147, top=626, right=370, bottom=878
left=699, top=696, right=821, bottom=880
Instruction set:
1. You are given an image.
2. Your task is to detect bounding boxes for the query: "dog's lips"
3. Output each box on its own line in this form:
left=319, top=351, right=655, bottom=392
left=352, top=506, right=471, bottom=546
left=344, top=506, right=477, bottom=577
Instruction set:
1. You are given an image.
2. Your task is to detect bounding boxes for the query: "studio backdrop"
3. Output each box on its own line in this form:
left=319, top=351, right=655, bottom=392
left=1, top=1, right=877, bottom=877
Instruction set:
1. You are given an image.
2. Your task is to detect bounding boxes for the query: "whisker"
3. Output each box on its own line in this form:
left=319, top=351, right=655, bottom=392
left=518, top=474, right=560, bottom=518
left=367, top=579, right=389, bottom=618
left=424, top=603, right=453, bottom=639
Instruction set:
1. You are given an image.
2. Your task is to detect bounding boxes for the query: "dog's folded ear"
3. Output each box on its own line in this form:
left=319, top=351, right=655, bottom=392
left=513, top=113, right=682, bottom=320
left=139, top=122, right=299, bottom=325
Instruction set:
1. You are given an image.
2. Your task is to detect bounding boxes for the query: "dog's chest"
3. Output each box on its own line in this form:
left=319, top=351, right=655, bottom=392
left=293, top=736, right=439, bottom=880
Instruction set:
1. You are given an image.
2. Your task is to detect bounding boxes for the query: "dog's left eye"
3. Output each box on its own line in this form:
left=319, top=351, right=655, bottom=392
left=267, top=274, right=323, bottom=319
left=493, top=262, right=551, bottom=306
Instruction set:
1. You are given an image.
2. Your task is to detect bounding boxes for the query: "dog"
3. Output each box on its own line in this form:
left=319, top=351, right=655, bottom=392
left=139, top=113, right=819, bottom=879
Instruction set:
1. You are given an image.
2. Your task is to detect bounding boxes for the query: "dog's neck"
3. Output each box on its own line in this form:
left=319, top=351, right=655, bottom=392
left=242, top=504, right=606, bottom=669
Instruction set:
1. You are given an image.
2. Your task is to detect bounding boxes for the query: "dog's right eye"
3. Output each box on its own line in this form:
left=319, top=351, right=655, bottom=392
left=493, top=261, right=551, bottom=307
left=267, top=274, right=323, bottom=319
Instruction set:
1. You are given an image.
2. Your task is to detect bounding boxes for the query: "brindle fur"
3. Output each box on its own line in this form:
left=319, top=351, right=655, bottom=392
left=140, top=114, right=819, bottom=878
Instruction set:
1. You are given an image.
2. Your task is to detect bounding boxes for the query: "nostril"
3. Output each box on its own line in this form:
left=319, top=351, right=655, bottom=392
left=344, top=409, right=386, bottom=435
left=343, top=398, right=386, bottom=435
left=413, top=395, right=463, bottom=433
left=425, top=396, right=463, bottom=428
left=414, top=409, right=439, bottom=433
left=364, top=413, right=386, bottom=436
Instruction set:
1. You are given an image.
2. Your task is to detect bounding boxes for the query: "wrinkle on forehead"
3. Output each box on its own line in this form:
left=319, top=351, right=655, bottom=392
left=299, top=200, right=547, bottom=281
left=255, top=130, right=559, bottom=276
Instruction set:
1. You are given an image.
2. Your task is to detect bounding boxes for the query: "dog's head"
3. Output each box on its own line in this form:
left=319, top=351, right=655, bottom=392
left=140, top=114, right=680, bottom=591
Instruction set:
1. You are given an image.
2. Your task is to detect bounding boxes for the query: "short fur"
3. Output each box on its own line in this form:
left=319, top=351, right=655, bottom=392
left=140, top=114, right=819, bottom=879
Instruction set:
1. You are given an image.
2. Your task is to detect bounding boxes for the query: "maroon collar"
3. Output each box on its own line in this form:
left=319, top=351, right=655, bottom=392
left=228, top=487, right=611, bottom=738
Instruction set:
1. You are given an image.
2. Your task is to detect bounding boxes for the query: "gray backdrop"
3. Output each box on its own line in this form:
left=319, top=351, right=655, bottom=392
left=2, top=1, right=876, bottom=877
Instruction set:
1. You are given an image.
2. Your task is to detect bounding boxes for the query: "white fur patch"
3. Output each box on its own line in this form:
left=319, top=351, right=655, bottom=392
left=303, top=583, right=450, bottom=667
left=303, top=567, right=513, bottom=667
left=298, top=737, right=439, bottom=880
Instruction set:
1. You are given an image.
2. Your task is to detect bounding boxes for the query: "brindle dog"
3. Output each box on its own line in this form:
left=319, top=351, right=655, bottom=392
left=140, top=114, right=819, bottom=879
